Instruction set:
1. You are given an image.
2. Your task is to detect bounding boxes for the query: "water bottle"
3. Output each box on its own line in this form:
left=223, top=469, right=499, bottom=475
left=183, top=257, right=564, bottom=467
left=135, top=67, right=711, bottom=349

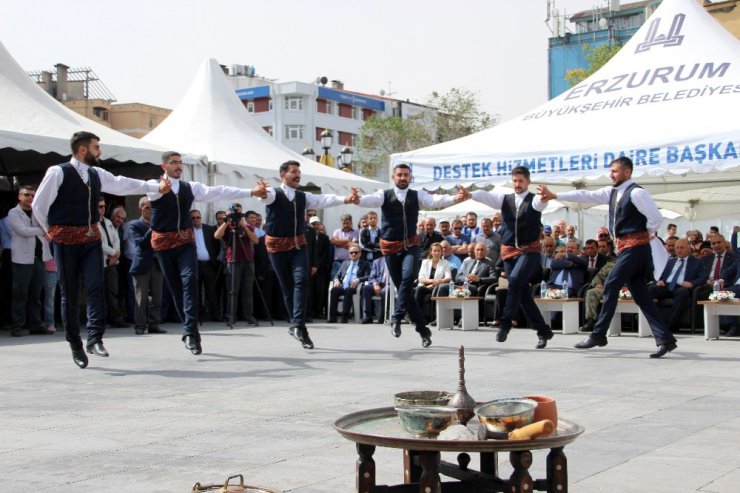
left=448, top=279, right=455, bottom=297
left=463, top=281, right=469, bottom=294
left=713, top=280, right=720, bottom=293
left=540, top=280, right=547, bottom=299
left=562, top=280, right=569, bottom=299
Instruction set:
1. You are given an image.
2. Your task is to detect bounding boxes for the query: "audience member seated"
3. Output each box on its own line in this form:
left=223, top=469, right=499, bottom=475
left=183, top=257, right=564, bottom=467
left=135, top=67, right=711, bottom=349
left=456, top=242, right=496, bottom=296
left=546, top=241, right=587, bottom=297
left=328, top=244, right=370, bottom=323
left=415, top=242, right=452, bottom=323
left=649, top=238, right=707, bottom=332
left=446, top=219, right=470, bottom=262
left=360, top=257, right=389, bottom=324
left=697, top=234, right=736, bottom=301
left=440, top=240, right=461, bottom=276
left=580, top=257, right=617, bottom=331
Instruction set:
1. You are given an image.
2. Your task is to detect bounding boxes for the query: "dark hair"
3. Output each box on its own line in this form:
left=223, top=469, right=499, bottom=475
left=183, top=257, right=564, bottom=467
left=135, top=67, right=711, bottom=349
left=667, top=235, right=679, bottom=241
left=466, top=212, right=478, bottom=218
left=393, top=163, right=411, bottom=171
left=162, top=151, right=181, bottom=163
left=667, top=223, right=677, bottom=229
left=245, top=210, right=258, bottom=217
left=190, top=209, right=200, bottom=215
left=280, top=160, right=300, bottom=174
left=511, top=165, right=530, bottom=180
left=18, top=185, right=36, bottom=192
left=70, top=131, right=100, bottom=154
left=584, top=239, right=597, bottom=247
left=611, top=156, right=633, bottom=171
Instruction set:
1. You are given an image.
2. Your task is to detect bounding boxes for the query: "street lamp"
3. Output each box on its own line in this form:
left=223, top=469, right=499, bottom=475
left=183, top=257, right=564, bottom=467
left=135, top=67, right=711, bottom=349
left=301, top=146, right=316, bottom=161
left=340, top=146, right=353, bottom=173
left=320, top=128, right=333, bottom=167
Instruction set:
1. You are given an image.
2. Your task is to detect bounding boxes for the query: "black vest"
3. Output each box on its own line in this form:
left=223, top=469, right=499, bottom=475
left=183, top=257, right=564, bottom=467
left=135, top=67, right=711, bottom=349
left=151, top=181, right=194, bottom=233
left=500, top=192, right=541, bottom=247
left=380, top=189, right=419, bottom=241
left=610, top=184, right=647, bottom=236
left=48, top=162, right=101, bottom=226
left=265, top=188, right=306, bottom=237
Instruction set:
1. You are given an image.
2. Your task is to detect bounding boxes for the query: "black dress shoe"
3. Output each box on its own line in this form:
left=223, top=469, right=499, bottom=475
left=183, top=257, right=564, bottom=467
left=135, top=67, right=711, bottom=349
left=496, top=328, right=509, bottom=343
left=536, top=331, right=554, bottom=349
left=649, top=341, right=677, bottom=358
left=326, top=318, right=337, bottom=324
left=183, top=336, right=202, bottom=355
left=148, top=326, right=168, bottom=334
left=340, top=317, right=348, bottom=324
left=579, top=319, right=595, bottom=332
left=72, top=349, right=88, bottom=368
left=574, top=336, right=608, bottom=349
left=724, top=326, right=739, bottom=337
left=391, top=320, right=402, bottom=338
left=86, top=342, right=109, bottom=357
left=361, top=318, right=374, bottom=324
left=301, top=329, right=314, bottom=350
left=135, top=327, right=146, bottom=335
left=421, top=336, right=432, bottom=348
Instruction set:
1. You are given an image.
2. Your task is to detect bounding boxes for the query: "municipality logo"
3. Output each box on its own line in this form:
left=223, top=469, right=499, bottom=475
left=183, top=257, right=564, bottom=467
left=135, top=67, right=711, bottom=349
left=635, top=13, right=686, bottom=53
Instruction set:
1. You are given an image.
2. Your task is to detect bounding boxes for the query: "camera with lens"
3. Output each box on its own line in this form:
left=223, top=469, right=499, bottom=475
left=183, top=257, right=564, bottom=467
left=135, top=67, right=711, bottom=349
left=226, top=203, right=243, bottom=223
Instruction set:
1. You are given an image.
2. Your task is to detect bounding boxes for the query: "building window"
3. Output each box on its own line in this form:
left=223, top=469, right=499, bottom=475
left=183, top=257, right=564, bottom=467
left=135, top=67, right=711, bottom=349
left=246, top=101, right=255, bottom=113
left=264, top=126, right=273, bottom=136
left=269, top=99, right=273, bottom=111
left=351, top=106, right=359, bottom=120
left=316, top=127, right=334, bottom=142
left=93, top=107, right=109, bottom=121
left=338, top=131, right=355, bottom=147
left=285, top=125, right=304, bottom=140
left=326, top=100, right=336, bottom=115
left=285, top=96, right=303, bottom=111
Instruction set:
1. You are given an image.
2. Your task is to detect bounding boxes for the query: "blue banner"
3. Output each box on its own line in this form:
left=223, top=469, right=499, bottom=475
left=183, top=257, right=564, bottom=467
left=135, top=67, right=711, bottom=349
left=235, top=85, right=271, bottom=100
left=318, top=87, right=385, bottom=111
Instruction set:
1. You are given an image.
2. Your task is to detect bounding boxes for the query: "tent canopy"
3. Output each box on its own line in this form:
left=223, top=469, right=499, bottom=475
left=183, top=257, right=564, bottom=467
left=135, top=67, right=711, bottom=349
left=0, top=40, right=167, bottom=176
left=143, top=58, right=382, bottom=195
left=393, top=0, right=740, bottom=206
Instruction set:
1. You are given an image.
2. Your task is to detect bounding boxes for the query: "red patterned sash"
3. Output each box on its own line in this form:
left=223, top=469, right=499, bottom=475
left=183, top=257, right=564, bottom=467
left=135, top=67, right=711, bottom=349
left=151, top=228, right=194, bottom=252
left=380, top=235, right=420, bottom=256
left=265, top=234, right=307, bottom=254
left=48, top=224, right=101, bottom=245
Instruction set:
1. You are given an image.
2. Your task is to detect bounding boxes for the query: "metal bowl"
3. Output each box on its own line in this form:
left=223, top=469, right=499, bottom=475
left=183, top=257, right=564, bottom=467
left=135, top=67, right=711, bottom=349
left=394, top=390, right=453, bottom=408
left=474, top=398, right=537, bottom=433
left=395, top=406, right=456, bottom=437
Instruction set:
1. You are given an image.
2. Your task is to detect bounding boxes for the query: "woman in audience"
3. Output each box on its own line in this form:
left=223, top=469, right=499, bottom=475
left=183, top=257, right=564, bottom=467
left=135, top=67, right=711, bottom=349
left=415, top=242, right=452, bottom=323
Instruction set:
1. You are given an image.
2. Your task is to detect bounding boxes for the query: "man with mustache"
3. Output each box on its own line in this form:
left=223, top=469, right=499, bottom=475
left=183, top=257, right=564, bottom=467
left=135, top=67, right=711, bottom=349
left=355, top=163, right=467, bottom=348
left=539, top=157, right=676, bottom=358
left=33, top=131, right=171, bottom=368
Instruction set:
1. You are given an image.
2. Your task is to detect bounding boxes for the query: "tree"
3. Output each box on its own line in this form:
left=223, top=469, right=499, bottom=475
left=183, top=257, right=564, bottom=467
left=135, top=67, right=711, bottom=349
left=565, top=43, right=622, bottom=87
left=425, top=88, right=498, bottom=143
left=356, top=114, right=433, bottom=178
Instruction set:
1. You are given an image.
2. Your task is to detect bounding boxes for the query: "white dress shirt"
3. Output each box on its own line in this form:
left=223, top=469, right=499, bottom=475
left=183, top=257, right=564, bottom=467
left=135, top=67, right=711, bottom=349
left=193, top=226, right=211, bottom=261
left=33, top=158, right=161, bottom=232
left=556, top=179, right=662, bottom=234
left=259, top=183, right=345, bottom=209
left=470, top=189, right=547, bottom=212
left=358, top=187, right=454, bottom=209
left=146, top=177, right=253, bottom=203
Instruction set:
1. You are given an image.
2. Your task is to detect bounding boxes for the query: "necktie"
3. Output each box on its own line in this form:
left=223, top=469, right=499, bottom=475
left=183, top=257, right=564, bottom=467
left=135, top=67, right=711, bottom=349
left=344, top=262, right=356, bottom=288
left=668, top=259, right=684, bottom=291
left=713, top=255, right=722, bottom=279
left=589, top=257, right=595, bottom=269
left=471, top=260, right=478, bottom=275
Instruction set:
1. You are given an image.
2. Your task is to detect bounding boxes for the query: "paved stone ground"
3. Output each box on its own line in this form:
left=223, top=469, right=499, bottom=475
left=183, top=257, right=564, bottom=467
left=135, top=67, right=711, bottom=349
left=1, top=321, right=739, bottom=492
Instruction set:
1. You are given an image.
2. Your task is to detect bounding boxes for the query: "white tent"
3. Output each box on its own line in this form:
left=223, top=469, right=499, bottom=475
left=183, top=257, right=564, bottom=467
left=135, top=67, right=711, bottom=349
left=393, top=0, right=740, bottom=218
left=0, top=40, right=169, bottom=176
left=143, top=58, right=382, bottom=223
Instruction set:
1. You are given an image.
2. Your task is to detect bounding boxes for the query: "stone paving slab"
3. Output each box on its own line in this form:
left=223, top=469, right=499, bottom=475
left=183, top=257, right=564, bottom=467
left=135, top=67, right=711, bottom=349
left=0, top=322, right=739, bottom=492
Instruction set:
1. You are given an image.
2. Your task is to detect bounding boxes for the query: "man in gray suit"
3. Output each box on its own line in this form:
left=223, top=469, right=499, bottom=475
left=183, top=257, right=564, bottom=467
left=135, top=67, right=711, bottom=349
left=455, top=242, right=496, bottom=296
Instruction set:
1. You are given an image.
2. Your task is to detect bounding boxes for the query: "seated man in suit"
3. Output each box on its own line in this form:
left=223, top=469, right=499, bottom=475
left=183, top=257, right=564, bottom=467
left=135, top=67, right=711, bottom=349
left=582, top=239, right=608, bottom=278
left=360, top=257, right=389, bottom=324
left=328, top=243, right=370, bottom=323
left=649, top=238, right=707, bottom=332
left=698, top=234, right=736, bottom=299
left=456, top=242, right=497, bottom=296
left=717, top=256, right=740, bottom=336
left=546, top=241, right=588, bottom=297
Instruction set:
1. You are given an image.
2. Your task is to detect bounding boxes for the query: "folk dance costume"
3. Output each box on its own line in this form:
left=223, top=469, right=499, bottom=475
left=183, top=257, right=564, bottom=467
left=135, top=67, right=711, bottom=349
left=259, top=184, right=347, bottom=349
left=471, top=190, right=554, bottom=348
left=557, top=179, right=676, bottom=356
left=147, top=178, right=255, bottom=355
left=33, top=159, right=161, bottom=367
left=357, top=188, right=453, bottom=347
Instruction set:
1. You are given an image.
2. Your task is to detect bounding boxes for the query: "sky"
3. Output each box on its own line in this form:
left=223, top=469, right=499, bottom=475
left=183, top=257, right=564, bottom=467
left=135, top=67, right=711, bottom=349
left=0, top=0, right=607, bottom=122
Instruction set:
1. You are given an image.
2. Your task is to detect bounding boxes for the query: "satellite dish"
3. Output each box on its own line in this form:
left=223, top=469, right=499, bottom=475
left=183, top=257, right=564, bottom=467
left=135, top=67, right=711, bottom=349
left=379, top=89, right=386, bottom=96
left=320, top=76, right=328, bottom=86
left=598, top=17, right=608, bottom=29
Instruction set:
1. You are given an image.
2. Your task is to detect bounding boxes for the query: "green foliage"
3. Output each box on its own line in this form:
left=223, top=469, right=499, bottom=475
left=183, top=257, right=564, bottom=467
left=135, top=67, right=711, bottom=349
left=565, top=43, right=622, bottom=87
left=425, top=88, right=499, bottom=143
left=356, top=114, right=433, bottom=178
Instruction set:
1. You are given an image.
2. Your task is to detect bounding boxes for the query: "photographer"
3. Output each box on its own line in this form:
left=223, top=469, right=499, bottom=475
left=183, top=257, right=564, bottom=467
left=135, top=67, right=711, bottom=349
left=214, top=205, right=259, bottom=326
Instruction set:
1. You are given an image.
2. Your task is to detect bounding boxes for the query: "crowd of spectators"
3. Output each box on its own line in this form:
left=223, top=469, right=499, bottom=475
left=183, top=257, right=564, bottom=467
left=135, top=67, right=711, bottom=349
left=2, top=189, right=740, bottom=338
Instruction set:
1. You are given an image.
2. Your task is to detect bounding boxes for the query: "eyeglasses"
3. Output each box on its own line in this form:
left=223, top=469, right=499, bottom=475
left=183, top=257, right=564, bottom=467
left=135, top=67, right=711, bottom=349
left=191, top=216, right=201, bottom=220
left=21, top=193, right=35, bottom=197
left=167, top=160, right=183, bottom=165
left=453, top=227, right=462, bottom=230
left=98, top=205, right=105, bottom=209
left=349, top=251, right=360, bottom=255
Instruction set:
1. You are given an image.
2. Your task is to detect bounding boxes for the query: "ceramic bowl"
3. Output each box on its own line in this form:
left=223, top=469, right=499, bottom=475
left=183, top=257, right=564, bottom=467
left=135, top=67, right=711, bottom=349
left=395, top=406, right=456, bottom=437
left=474, top=398, right=537, bottom=433
left=393, top=390, right=452, bottom=408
